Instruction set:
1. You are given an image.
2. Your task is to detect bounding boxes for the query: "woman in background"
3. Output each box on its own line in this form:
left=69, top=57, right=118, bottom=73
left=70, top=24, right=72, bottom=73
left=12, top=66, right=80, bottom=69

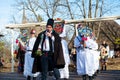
left=24, top=29, right=39, bottom=80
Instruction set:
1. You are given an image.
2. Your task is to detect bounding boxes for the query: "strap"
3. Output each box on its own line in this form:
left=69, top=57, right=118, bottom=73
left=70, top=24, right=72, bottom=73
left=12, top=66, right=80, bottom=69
left=41, top=33, right=46, bottom=51
left=48, top=37, right=53, bottom=53
left=76, top=36, right=81, bottom=42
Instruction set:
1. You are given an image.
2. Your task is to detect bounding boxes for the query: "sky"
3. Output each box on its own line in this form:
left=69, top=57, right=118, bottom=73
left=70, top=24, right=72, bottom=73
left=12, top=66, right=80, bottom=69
left=0, top=0, right=120, bottom=31
left=0, top=0, right=14, bottom=30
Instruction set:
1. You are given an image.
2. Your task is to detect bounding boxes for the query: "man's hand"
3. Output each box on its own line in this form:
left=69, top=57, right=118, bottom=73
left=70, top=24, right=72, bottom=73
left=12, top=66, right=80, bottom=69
left=46, top=32, right=52, bottom=37
left=80, top=41, right=86, bottom=48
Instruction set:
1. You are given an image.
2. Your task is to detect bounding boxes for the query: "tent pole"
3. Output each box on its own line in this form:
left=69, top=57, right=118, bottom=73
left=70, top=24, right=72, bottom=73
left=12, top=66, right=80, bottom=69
left=75, top=24, right=78, bottom=36
left=11, top=29, right=14, bottom=72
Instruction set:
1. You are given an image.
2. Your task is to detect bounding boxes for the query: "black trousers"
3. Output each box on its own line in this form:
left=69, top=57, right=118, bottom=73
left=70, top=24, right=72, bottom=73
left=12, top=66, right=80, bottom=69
left=41, top=53, right=60, bottom=80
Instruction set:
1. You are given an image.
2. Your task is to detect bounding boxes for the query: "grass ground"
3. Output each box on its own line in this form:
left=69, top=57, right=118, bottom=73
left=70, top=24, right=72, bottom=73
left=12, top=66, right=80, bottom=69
left=107, top=58, right=120, bottom=70
left=0, top=58, right=120, bottom=72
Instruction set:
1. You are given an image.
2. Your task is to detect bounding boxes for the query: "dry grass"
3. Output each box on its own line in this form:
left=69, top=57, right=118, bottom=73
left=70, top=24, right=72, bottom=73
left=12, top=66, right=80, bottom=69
left=0, top=62, right=18, bottom=72
left=0, top=58, right=120, bottom=72
left=69, top=58, right=120, bottom=71
left=107, top=58, right=120, bottom=70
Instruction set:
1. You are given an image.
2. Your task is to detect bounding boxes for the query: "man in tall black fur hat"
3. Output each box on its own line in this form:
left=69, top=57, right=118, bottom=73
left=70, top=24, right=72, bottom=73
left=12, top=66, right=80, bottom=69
left=32, top=18, right=65, bottom=80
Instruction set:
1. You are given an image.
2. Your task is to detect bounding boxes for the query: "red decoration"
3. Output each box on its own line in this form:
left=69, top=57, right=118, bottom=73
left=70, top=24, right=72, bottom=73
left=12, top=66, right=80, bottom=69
left=54, top=23, right=63, bottom=34
left=16, top=39, right=19, bottom=44
left=82, top=37, right=87, bottom=41
left=54, top=18, right=65, bottom=34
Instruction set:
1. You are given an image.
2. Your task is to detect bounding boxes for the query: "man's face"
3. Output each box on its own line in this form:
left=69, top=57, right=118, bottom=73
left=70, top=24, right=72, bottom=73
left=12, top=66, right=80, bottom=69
left=46, top=25, right=53, bottom=32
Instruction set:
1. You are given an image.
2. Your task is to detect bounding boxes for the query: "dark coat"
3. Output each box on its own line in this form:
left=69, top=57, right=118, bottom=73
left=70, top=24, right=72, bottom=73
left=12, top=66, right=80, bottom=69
left=31, top=30, right=65, bottom=73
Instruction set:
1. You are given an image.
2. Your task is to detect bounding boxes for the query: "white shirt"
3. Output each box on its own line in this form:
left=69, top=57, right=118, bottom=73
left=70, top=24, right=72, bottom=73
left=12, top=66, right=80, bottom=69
left=38, top=31, right=55, bottom=51
left=26, top=37, right=36, bottom=51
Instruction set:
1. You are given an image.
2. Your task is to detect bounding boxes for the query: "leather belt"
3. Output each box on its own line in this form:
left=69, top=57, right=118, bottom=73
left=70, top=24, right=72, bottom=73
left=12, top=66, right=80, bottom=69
left=27, top=50, right=32, bottom=52
left=42, top=51, right=52, bottom=53
left=42, top=51, right=53, bottom=56
left=85, top=47, right=92, bottom=50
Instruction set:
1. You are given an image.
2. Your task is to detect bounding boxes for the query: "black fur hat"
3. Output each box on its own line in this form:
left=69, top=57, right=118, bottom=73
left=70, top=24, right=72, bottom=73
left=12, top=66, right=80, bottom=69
left=46, top=18, right=54, bottom=27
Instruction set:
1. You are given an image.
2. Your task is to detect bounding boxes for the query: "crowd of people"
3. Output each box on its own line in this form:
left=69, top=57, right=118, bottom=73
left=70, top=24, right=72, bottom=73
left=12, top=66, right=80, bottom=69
left=15, top=18, right=110, bottom=80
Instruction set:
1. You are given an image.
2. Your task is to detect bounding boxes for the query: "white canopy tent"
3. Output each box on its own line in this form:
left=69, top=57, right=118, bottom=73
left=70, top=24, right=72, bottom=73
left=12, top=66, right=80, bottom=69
left=6, top=16, right=120, bottom=29
left=5, top=16, right=120, bottom=72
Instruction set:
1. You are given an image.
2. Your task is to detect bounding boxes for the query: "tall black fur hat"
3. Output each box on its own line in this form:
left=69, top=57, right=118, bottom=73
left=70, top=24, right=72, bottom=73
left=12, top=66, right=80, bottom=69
left=46, top=18, right=54, bottom=27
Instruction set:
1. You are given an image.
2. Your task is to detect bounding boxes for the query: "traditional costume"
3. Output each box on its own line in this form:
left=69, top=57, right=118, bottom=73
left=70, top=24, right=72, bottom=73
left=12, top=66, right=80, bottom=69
left=100, top=41, right=109, bottom=70
left=58, top=25, right=70, bottom=79
left=32, top=19, right=65, bottom=80
left=74, top=24, right=99, bottom=80
left=85, top=37, right=100, bottom=76
left=23, top=29, right=40, bottom=80
left=16, top=30, right=28, bottom=73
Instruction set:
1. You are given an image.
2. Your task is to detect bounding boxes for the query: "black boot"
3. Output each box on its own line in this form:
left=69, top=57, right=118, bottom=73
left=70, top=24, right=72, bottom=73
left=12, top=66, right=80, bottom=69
left=53, top=68, right=60, bottom=80
left=96, top=69, right=100, bottom=74
left=105, top=65, right=107, bottom=70
left=82, top=75, right=87, bottom=80
left=101, top=66, right=103, bottom=71
left=88, top=76, right=94, bottom=80
left=33, top=77, right=36, bottom=80
left=93, top=73, right=97, bottom=79
left=64, top=78, right=69, bottom=80
left=49, top=71, right=53, bottom=76
left=27, top=76, right=31, bottom=80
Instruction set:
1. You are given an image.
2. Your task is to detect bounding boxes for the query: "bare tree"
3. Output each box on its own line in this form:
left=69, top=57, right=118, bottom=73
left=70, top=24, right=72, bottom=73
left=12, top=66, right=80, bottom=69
left=12, top=0, right=120, bottom=49
left=13, top=0, right=120, bottom=22
left=13, top=0, right=43, bottom=22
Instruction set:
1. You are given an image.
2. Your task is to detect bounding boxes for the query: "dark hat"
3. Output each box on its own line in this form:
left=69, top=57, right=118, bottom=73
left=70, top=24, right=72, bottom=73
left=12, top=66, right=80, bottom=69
left=46, top=19, right=54, bottom=27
